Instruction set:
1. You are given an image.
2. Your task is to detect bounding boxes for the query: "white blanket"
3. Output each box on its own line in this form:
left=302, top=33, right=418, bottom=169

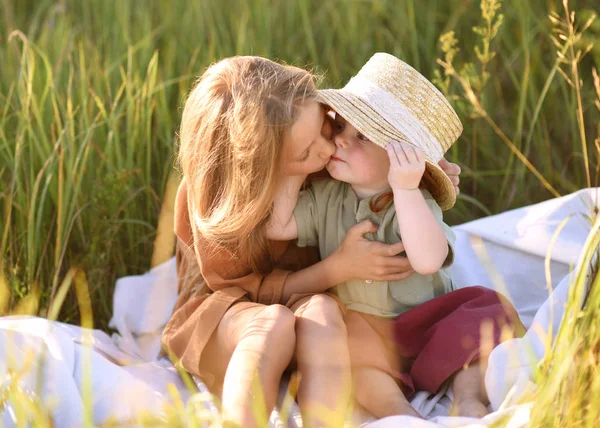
left=0, top=188, right=598, bottom=427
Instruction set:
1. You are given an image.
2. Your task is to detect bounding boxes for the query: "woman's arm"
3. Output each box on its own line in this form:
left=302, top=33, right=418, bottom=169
left=266, top=175, right=306, bottom=241
left=438, top=157, right=461, bottom=195
left=175, top=178, right=414, bottom=305
left=387, top=143, right=448, bottom=275
left=280, top=219, right=414, bottom=301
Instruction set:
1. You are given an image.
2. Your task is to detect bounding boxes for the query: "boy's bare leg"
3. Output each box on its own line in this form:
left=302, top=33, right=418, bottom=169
left=293, top=294, right=352, bottom=428
left=451, top=360, right=490, bottom=418
left=353, top=367, right=422, bottom=419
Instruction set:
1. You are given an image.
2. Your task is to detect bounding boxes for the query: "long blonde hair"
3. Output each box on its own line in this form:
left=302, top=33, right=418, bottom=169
left=178, top=56, right=318, bottom=273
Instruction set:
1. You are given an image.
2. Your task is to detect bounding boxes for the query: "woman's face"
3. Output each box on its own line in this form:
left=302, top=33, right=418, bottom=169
left=284, top=101, right=335, bottom=176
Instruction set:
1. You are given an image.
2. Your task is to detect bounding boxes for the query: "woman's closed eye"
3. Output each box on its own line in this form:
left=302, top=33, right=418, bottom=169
left=298, top=147, right=311, bottom=161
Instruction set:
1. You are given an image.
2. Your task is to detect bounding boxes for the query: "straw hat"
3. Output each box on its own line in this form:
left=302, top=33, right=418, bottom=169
left=317, top=52, right=463, bottom=210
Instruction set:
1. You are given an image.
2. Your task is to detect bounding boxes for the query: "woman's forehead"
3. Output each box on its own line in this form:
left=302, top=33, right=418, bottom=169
left=289, top=101, right=323, bottom=146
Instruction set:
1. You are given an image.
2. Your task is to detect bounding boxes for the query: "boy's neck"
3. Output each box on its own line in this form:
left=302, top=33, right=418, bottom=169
left=351, top=183, right=391, bottom=200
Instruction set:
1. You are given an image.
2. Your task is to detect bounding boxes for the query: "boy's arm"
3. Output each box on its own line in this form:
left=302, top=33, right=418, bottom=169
left=387, top=142, right=448, bottom=275
left=393, top=189, right=448, bottom=275
left=266, top=175, right=305, bottom=241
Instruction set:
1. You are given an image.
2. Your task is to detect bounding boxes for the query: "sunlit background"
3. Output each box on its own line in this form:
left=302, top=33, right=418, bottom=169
left=1, top=0, right=599, bottom=332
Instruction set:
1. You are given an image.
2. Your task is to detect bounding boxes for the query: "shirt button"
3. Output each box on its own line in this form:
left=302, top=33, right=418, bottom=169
left=365, top=280, right=373, bottom=284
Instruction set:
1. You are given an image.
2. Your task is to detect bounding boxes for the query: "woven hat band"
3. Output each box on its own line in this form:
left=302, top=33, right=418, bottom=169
left=344, top=76, right=444, bottom=161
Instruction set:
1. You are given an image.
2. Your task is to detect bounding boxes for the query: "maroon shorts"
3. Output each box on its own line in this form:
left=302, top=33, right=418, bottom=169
left=345, top=286, right=524, bottom=397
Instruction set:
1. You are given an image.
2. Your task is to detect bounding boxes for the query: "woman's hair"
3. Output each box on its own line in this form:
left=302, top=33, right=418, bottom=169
left=178, top=56, right=318, bottom=273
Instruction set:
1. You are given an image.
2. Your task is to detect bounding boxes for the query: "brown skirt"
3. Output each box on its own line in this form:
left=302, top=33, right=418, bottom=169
left=162, top=287, right=345, bottom=389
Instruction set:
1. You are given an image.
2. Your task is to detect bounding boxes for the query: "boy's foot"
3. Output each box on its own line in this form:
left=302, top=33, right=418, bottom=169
left=402, top=404, right=425, bottom=419
left=451, top=396, right=489, bottom=418
left=367, top=396, right=424, bottom=419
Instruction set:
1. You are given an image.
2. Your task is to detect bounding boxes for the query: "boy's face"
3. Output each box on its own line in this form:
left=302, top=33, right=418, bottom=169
left=326, top=113, right=390, bottom=192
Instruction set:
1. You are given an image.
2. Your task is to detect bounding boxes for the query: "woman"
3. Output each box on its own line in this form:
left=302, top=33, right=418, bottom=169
left=161, top=56, right=462, bottom=427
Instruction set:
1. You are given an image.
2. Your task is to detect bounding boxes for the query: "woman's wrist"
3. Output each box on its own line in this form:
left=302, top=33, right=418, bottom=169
left=281, top=251, right=347, bottom=300
left=324, top=249, right=350, bottom=285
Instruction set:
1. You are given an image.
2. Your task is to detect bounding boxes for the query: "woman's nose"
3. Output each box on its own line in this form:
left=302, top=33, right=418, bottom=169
left=321, top=114, right=334, bottom=140
left=319, top=137, right=335, bottom=159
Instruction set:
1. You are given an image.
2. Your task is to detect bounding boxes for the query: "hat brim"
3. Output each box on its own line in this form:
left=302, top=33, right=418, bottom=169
left=318, top=89, right=456, bottom=211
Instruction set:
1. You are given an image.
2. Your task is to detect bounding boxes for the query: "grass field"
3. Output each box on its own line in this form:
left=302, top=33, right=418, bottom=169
left=1, top=0, right=600, bottom=426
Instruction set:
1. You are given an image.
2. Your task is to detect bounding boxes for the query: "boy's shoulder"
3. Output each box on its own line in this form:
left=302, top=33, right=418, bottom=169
left=419, top=188, right=434, bottom=200
left=418, top=188, right=442, bottom=212
left=306, top=177, right=347, bottom=197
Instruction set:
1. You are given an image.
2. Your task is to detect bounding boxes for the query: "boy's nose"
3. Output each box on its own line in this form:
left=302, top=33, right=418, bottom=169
left=334, top=134, right=349, bottom=149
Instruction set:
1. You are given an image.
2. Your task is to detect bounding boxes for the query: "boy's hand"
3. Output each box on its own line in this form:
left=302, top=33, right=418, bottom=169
left=386, top=141, right=425, bottom=191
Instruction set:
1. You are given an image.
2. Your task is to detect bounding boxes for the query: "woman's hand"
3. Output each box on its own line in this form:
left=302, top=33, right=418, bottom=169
left=386, top=142, right=426, bottom=191
left=331, top=220, right=414, bottom=283
left=438, top=157, right=461, bottom=195
left=281, top=219, right=413, bottom=300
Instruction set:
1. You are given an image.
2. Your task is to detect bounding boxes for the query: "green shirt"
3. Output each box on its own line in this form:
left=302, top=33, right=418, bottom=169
left=294, top=179, right=455, bottom=318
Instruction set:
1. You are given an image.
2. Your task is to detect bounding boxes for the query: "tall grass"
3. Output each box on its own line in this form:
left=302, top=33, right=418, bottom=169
left=1, top=0, right=599, bottom=327
left=1, top=0, right=600, bottom=425
left=435, top=1, right=600, bottom=426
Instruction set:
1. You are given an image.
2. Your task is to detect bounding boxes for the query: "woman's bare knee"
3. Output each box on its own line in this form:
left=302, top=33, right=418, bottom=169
left=256, top=304, right=296, bottom=332
left=294, top=295, right=349, bottom=372
left=295, top=294, right=345, bottom=332
left=217, top=303, right=295, bottom=357
left=245, top=304, right=296, bottom=350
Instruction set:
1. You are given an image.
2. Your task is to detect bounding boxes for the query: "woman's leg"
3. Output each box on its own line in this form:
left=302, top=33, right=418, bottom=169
left=450, top=359, right=490, bottom=418
left=292, top=294, right=351, bottom=427
left=353, top=367, right=421, bottom=419
left=203, top=302, right=296, bottom=427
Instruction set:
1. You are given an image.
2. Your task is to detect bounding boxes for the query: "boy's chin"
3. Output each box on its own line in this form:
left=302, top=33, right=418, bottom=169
left=325, top=163, right=343, bottom=181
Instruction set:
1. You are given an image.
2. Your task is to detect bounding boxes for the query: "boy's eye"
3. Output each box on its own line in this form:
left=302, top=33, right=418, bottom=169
left=333, top=122, right=344, bottom=132
left=357, top=133, right=369, bottom=141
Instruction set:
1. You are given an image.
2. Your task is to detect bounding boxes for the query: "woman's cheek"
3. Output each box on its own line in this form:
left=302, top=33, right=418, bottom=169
left=311, top=157, right=328, bottom=174
left=284, top=161, right=305, bottom=177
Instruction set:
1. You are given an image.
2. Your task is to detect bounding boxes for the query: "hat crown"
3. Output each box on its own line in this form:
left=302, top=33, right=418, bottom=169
left=347, top=53, right=462, bottom=152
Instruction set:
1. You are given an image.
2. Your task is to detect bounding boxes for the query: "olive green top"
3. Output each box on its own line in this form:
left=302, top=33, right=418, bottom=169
left=294, top=179, right=455, bottom=317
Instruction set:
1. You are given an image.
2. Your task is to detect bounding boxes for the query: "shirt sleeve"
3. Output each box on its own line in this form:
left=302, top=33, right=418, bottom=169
left=174, top=178, right=293, bottom=305
left=293, top=183, right=320, bottom=248
left=422, top=189, right=456, bottom=269
left=194, top=229, right=295, bottom=305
